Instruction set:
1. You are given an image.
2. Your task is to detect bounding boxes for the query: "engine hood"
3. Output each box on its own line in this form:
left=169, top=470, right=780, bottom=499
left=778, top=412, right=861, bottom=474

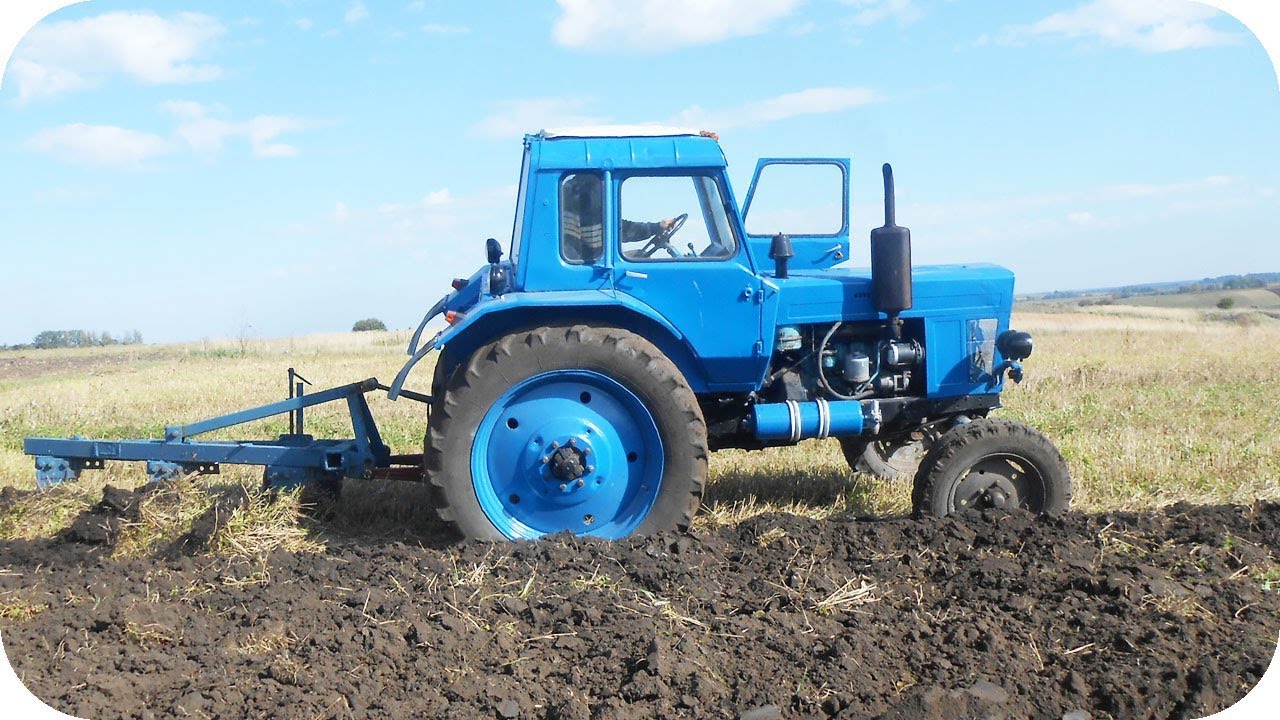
left=770, top=263, right=1015, bottom=324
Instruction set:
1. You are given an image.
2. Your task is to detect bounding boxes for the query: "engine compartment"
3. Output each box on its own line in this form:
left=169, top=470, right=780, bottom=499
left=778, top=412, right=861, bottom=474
left=761, top=319, right=926, bottom=404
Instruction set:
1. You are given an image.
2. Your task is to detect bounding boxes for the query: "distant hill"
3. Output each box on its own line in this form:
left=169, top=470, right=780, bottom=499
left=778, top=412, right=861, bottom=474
left=1019, top=272, right=1280, bottom=304
left=1114, top=288, right=1280, bottom=310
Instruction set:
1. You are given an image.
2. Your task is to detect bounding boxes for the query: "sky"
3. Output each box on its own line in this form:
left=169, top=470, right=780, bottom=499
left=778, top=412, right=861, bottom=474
left=0, top=0, right=1278, bottom=346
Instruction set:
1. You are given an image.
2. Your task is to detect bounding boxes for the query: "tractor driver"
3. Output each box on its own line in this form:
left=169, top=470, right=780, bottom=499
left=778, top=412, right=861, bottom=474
left=561, top=173, right=679, bottom=264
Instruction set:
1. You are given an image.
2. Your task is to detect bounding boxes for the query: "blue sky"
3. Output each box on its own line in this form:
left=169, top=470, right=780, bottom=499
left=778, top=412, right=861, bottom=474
left=0, top=0, right=1277, bottom=345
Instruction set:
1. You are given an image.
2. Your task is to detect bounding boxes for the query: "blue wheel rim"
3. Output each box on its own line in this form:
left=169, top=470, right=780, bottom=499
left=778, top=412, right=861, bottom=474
left=470, top=369, right=665, bottom=539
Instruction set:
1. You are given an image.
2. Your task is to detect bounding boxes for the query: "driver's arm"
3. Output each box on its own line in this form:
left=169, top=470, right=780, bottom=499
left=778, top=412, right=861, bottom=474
left=620, top=217, right=676, bottom=244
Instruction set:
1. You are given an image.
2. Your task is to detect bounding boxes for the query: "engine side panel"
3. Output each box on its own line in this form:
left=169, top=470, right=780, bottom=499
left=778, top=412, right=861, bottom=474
left=767, top=263, right=1015, bottom=398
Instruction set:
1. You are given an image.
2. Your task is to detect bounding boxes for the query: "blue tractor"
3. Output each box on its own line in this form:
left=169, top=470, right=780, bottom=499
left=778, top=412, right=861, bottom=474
left=24, top=128, right=1069, bottom=541
left=387, top=128, right=1070, bottom=540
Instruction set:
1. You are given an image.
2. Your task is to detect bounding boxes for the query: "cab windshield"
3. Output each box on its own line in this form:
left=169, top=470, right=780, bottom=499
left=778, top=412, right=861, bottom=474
left=508, top=148, right=530, bottom=266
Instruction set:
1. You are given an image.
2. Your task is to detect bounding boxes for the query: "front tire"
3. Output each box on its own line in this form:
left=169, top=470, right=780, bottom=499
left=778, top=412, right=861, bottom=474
left=911, top=418, right=1071, bottom=517
left=426, top=325, right=707, bottom=540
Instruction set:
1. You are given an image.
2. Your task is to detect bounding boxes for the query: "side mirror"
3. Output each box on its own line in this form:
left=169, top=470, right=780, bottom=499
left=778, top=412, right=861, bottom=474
left=485, top=238, right=504, bottom=265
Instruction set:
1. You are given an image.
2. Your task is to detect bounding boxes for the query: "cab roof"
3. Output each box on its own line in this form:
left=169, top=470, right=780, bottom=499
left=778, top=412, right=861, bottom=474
left=536, top=125, right=709, bottom=139
left=527, top=127, right=727, bottom=170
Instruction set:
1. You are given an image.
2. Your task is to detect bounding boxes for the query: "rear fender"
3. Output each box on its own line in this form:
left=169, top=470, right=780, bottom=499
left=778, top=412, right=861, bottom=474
left=389, top=292, right=710, bottom=399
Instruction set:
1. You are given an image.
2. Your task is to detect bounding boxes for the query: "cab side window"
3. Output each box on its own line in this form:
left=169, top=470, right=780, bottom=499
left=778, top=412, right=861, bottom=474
left=560, top=172, right=605, bottom=265
left=619, top=175, right=737, bottom=261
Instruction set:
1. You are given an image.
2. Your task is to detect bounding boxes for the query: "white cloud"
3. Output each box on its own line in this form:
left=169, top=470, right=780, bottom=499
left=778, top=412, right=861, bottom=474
left=314, top=185, right=518, bottom=255
left=160, top=101, right=310, bottom=158
left=24, top=124, right=173, bottom=168
left=673, top=86, right=883, bottom=129
left=25, top=101, right=312, bottom=168
left=10, top=11, right=224, bottom=103
left=1102, top=175, right=1236, bottom=199
left=471, top=97, right=610, bottom=139
left=423, top=23, right=471, bottom=35
left=473, top=86, right=882, bottom=139
left=909, top=175, right=1240, bottom=224
left=897, top=174, right=1251, bottom=254
left=841, top=0, right=922, bottom=29
left=295, top=18, right=314, bottom=32
left=345, top=2, right=370, bottom=24
left=787, top=21, right=818, bottom=36
left=1004, top=0, right=1242, bottom=53
left=552, top=0, right=801, bottom=52
left=422, top=188, right=453, bottom=207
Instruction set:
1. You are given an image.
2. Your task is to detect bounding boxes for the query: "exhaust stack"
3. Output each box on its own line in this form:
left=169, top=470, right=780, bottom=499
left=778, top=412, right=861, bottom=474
left=870, top=163, right=913, bottom=325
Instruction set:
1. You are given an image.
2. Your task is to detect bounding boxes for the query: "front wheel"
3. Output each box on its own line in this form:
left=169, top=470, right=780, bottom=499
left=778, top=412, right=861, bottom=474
left=426, top=325, right=707, bottom=540
left=911, top=418, right=1071, bottom=517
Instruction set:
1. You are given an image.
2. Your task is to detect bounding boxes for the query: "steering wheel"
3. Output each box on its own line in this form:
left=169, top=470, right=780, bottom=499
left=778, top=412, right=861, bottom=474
left=638, top=213, right=689, bottom=259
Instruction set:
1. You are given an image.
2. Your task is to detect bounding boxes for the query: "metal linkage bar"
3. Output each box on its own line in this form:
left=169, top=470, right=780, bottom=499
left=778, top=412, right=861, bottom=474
left=164, top=378, right=380, bottom=441
left=23, top=374, right=427, bottom=490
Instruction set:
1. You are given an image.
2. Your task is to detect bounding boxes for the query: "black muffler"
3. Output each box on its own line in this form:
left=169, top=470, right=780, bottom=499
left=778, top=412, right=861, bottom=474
left=871, top=163, right=913, bottom=332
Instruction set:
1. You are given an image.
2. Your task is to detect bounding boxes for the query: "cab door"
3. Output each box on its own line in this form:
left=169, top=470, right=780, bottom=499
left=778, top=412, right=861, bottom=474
left=611, top=172, right=764, bottom=391
left=741, top=158, right=851, bottom=271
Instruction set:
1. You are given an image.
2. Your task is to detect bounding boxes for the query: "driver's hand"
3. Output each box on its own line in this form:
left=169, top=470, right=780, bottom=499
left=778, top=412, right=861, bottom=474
left=659, top=216, right=678, bottom=231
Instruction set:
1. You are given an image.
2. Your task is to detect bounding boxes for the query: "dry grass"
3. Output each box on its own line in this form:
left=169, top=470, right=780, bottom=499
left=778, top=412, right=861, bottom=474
left=0, top=483, right=97, bottom=540
left=237, top=625, right=297, bottom=656
left=209, top=486, right=326, bottom=556
left=123, top=621, right=179, bottom=646
left=1, top=312, right=1278, bottom=552
left=111, top=478, right=217, bottom=558
left=0, top=596, right=50, bottom=622
left=1006, top=311, right=1280, bottom=509
left=814, top=577, right=879, bottom=615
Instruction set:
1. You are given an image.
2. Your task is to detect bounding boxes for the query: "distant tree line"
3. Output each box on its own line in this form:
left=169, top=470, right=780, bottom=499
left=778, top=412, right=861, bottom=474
left=2, top=329, right=144, bottom=351
left=1182, top=274, right=1275, bottom=292
left=1024, top=272, right=1280, bottom=302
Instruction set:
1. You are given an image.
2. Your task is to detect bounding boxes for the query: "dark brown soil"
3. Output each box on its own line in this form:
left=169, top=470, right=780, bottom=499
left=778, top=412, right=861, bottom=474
left=2, top=486, right=1277, bottom=720
left=0, top=348, right=179, bottom=382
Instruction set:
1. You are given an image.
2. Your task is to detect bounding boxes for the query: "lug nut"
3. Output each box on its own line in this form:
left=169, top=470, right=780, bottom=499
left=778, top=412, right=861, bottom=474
left=550, top=441, right=559, bottom=449
left=558, top=483, right=568, bottom=492
left=568, top=438, right=576, bottom=447
left=541, top=456, right=550, bottom=464
left=576, top=479, right=585, bottom=488
left=585, top=465, right=595, bottom=473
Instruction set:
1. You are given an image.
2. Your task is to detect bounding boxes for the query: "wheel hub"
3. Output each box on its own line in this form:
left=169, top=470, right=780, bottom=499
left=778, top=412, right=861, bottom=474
left=953, top=453, right=1041, bottom=511
left=549, top=445, right=588, bottom=481
left=986, top=487, right=1008, bottom=509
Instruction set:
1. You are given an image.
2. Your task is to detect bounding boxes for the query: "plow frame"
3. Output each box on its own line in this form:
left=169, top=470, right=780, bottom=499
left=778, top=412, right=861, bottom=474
left=24, top=373, right=430, bottom=489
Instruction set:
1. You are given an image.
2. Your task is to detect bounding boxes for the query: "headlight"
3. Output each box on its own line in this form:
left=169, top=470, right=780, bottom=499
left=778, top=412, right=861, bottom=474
left=997, top=330, right=1034, bottom=361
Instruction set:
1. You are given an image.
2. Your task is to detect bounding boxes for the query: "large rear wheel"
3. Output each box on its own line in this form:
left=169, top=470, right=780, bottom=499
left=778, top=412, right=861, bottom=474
left=426, top=325, right=707, bottom=540
left=911, top=418, right=1071, bottom=517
